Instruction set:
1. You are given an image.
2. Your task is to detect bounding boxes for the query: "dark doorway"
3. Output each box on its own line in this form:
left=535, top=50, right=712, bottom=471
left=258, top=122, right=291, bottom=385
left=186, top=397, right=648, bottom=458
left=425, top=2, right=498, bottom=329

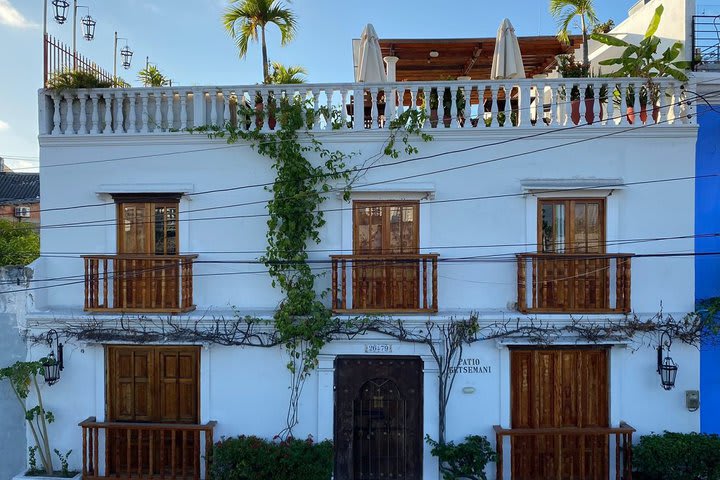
left=335, top=356, right=423, bottom=480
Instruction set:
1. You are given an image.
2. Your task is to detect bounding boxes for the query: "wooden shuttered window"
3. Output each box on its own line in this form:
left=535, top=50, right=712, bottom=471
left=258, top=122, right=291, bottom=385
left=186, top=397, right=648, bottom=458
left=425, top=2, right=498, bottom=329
left=107, top=345, right=199, bottom=424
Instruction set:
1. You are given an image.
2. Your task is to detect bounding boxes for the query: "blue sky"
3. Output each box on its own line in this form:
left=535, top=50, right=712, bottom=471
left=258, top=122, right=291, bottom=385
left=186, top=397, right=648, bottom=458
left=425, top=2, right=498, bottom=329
left=0, top=0, right=639, bottom=170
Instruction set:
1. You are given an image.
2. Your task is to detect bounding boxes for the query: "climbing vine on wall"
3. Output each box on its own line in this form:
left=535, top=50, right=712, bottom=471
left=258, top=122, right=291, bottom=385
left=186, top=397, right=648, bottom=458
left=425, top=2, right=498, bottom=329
left=193, top=93, right=431, bottom=436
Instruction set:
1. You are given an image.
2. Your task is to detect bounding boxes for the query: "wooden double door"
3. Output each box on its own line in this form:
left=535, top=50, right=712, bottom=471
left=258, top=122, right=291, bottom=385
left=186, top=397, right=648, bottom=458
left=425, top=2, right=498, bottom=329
left=106, top=345, right=200, bottom=476
left=511, top=347, right=609, bottom=480
left=353, top=202, right=420, bottom=310
left=335, top=356, right=423, bottom=480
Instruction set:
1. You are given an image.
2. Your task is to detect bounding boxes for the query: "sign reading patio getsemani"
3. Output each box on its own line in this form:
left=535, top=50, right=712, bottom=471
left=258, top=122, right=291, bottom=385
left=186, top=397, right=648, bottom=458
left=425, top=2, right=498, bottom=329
left=449, top=358, right=492, bottom=374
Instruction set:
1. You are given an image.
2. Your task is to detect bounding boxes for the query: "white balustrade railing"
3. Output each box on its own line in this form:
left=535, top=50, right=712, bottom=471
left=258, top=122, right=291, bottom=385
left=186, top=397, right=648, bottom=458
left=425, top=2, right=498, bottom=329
left=39, top=78, right=694, bottom=136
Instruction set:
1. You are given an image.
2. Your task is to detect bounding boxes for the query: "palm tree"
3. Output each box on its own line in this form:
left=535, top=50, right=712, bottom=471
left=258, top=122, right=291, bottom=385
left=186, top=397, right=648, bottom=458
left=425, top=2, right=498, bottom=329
left=138, top=65, right=169, bottom=87
left=223, top=0, right=297, bottom=83
left=550, top=0, right=599, bottom=68
left=269, top=62, right=307, bottom=84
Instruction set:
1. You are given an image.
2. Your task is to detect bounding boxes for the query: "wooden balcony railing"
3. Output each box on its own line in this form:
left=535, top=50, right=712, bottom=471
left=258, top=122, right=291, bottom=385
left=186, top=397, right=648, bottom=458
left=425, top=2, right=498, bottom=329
left=494, top=423, right=636, bottom=480
left=82, top=254, right=198, bottom=314
left=516, top=253, right=633, bottom=314
left=79, top=417, right=216, bottom=480
left=330, top=254, right=439, bottom=313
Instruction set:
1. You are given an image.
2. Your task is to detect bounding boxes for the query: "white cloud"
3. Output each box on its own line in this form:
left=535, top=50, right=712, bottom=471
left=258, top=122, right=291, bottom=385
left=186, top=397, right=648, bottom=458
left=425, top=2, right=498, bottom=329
left=0, top=120, right=9, bottom=131
left=0, top=0, right=38, bottom=29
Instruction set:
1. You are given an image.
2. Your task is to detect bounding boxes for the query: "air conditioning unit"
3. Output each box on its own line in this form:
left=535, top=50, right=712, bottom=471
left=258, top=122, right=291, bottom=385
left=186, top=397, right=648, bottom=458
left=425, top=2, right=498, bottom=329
left=14, top=206, right=31, bottom=218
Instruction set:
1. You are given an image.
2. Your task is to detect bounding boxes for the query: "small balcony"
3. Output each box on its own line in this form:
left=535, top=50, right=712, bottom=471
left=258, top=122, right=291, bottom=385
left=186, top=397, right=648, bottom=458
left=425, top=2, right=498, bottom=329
left=79, top=417, right=216, bottom=479
left=516, top=253, right=633, bottom=314
left=330, top=254, right=439, bottom=314
left=82, top=254, right=198, bottom=314
left=493, top=422, right=635, bottom=480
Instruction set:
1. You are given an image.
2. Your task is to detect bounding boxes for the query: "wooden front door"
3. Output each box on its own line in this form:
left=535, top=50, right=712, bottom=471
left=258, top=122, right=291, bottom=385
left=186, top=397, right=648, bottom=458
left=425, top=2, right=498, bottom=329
left=335, top=356, right=423, bottom=480
left=538, top=199, right=607, bottom=311
left=116, top=198, right=179, bottom=310
left=510, top=348, right=609, bottom=480
left=106, top=345, right=200, bottom=476
left=353, top=202, right=419, bottom=310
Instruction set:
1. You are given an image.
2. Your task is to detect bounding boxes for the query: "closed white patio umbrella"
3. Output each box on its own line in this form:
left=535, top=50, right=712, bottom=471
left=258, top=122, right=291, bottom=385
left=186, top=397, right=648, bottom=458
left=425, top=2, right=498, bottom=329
left=490, top=18, right=526, bottom=80
left=355, top=23, right=387, bottom=83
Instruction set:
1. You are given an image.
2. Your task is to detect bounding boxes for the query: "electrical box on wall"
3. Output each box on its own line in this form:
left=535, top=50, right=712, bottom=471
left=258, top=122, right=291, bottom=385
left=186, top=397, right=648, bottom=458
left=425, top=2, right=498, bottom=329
left=686, top=390, right=700, bottom=411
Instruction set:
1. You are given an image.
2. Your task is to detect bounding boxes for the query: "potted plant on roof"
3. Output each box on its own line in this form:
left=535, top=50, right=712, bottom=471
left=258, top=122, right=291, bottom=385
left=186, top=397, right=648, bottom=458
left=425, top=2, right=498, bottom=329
left=1, top=360, right=79, bottom=479
left=557, top=54, right=593, bottom=125
left=591, top=5, right=690, bottom=125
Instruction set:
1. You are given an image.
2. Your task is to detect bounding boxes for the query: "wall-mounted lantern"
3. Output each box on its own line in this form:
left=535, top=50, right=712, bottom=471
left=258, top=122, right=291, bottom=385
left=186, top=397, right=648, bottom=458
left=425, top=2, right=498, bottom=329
left=42, top=329, right=64, bottom=386
left=657, top=330, right=678, bottom=390
left=52, top=0, right=70, bottom=24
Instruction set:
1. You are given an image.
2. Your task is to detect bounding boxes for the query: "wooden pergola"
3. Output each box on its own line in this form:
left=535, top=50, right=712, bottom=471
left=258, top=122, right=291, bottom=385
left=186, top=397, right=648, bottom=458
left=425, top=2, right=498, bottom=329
left=378, top=36, right=582, bottom=81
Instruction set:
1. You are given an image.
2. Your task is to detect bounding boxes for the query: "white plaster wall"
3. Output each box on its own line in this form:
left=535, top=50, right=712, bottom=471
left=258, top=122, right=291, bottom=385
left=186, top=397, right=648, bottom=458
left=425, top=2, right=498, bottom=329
left=24, top=333, right=700, bottom=480
left=36, top=128, right=697, bottom=318
left=588, top=0, right=696, bottom=73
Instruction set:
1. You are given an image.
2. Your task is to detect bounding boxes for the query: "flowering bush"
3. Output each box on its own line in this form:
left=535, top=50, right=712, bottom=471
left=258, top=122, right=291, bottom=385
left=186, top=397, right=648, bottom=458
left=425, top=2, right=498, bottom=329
left=212, top=434, right=333, bottom=480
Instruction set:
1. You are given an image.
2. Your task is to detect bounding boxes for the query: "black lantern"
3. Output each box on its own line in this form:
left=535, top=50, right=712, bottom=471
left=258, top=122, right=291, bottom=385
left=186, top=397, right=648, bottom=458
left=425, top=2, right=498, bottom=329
left=52, top=0, right=70, bottom=24
left=657, top=330, right=678, bottom=390
left=120, top=45, right=133, bottom=69
left=81, top=14, right=96, bottom=41
left=42, top=329, right=64, bottom=386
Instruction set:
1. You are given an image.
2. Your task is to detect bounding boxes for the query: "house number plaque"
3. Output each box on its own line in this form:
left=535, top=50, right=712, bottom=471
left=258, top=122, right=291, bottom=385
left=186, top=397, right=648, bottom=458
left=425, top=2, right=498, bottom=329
left=365, top=344, right=392, bottom=353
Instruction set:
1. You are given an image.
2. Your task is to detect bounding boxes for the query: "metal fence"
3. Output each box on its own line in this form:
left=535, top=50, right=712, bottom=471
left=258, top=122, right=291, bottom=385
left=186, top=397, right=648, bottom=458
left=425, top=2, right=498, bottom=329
left=43, top=34, right=128, bottom=87
left=692, top=15, right=720, bottom=71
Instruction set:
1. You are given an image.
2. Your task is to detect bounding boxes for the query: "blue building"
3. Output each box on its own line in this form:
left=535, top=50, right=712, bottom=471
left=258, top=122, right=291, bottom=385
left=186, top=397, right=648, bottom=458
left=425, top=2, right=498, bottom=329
left=696, top=75, right=720, bottom=434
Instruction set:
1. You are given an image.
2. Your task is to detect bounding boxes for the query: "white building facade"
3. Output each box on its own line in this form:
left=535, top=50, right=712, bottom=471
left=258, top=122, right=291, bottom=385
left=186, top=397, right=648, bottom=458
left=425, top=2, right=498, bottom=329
left=26, top=73, right=699, bottom=480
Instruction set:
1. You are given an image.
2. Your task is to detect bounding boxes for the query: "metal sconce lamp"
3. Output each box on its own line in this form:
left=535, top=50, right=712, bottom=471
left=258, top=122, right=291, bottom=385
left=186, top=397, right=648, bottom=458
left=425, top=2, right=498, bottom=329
left=42, top=329, right=64, bottom=386
left=52, top=0, right=70, bottom=24
left=657, top=330, right=678, bottom=390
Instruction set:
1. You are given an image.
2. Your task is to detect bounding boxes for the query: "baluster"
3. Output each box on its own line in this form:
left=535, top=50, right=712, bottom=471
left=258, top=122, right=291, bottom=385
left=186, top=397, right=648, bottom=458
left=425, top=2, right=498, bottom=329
left=353, top=88, right=363, bottom=130
left=77, top=91, right=87, bottom=135
left=138, top=429, right=143, bottom=476
left=341, top=259, right=347, bottom=310
left=423, top=86, right=431, bottom=128
left=210, top=90, right=218, bottom=126
left=180, top=92, right=188, bottom=130
left=460, top=85, right=470, bottom=128
left=432, top=256, right=438, bottom=311
left=112, top=93, right=122, bottom=133
left=325, top=88, right=334, bottom=130
left=603, top=83, right=613, bottom=127
left=556, top=84, right=565, bottom=126
left=52, top=93, right=62, bottom=134
left=160, top=430, right=166, bottom=479
left=395, top=87, right=404, bottom=119
left=422, top=257, right=428, bottom=309
left=223, top=90, right=232, bottom=126
left=518, top=83, right=530, bottom=127
left=588, top=82, right=599, bottom=127
left=340, top=89, right=349, bottom=129
left=140, top=92, right=150, bottom=133
left=489, top=85, right=498, bottom=128
left=167, top=91, right=176, bottom=131
left=64, top=93, right=74, bottom=134
left=669, top=83, right=679, bottom=124
left=449, top=84, right=459, bottom=128
left=656, top=83, right=666, bottom=125
left=578, top=82, right=586, bottom=126
left=632, top=81, right=641, bottom=126
left=127, top=92, right=137, bottom=133
left=154, top=91, right=162, bottom=132
left=91, top=92, right=100, bottom=134
left=126, top=429, right=132, bottom=476
left=82, top=425, right=88, bottom=477
left=619, top=82, right=629, bottom=126
left=332, top=259, right=338, bottom=310
left=312, top=89, right=321, bottom=130
left=100, top=93, right=110, bottom=134
left=370, top=86, right=379, bottom=129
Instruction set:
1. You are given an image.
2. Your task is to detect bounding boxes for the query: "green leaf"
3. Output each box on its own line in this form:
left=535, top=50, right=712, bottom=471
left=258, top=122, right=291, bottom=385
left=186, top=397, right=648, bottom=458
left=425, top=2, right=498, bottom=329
left=591, top=32, right=630, bottom=47
left=645, top=5, right=664, bottom=39
left=599, top=58, right=624, bottom=66
left=663, top=66, right=689, bottom=82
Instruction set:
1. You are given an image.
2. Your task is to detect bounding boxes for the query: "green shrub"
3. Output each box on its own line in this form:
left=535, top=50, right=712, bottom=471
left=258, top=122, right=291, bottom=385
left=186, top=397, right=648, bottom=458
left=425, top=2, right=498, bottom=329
left=212, top=435, right=333, bottom=480
left=0, top=219, right=39, bottom=266
left=46, top=70, right=113, bottom=90
left=634, top=431, right=720, bottom=480
left=426, top=434, right=497, bottom=480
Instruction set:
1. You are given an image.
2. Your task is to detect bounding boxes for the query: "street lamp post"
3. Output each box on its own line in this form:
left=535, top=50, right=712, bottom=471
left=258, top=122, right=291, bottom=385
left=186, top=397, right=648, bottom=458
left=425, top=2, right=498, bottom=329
left=113, top=32, right=133, bottom=86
